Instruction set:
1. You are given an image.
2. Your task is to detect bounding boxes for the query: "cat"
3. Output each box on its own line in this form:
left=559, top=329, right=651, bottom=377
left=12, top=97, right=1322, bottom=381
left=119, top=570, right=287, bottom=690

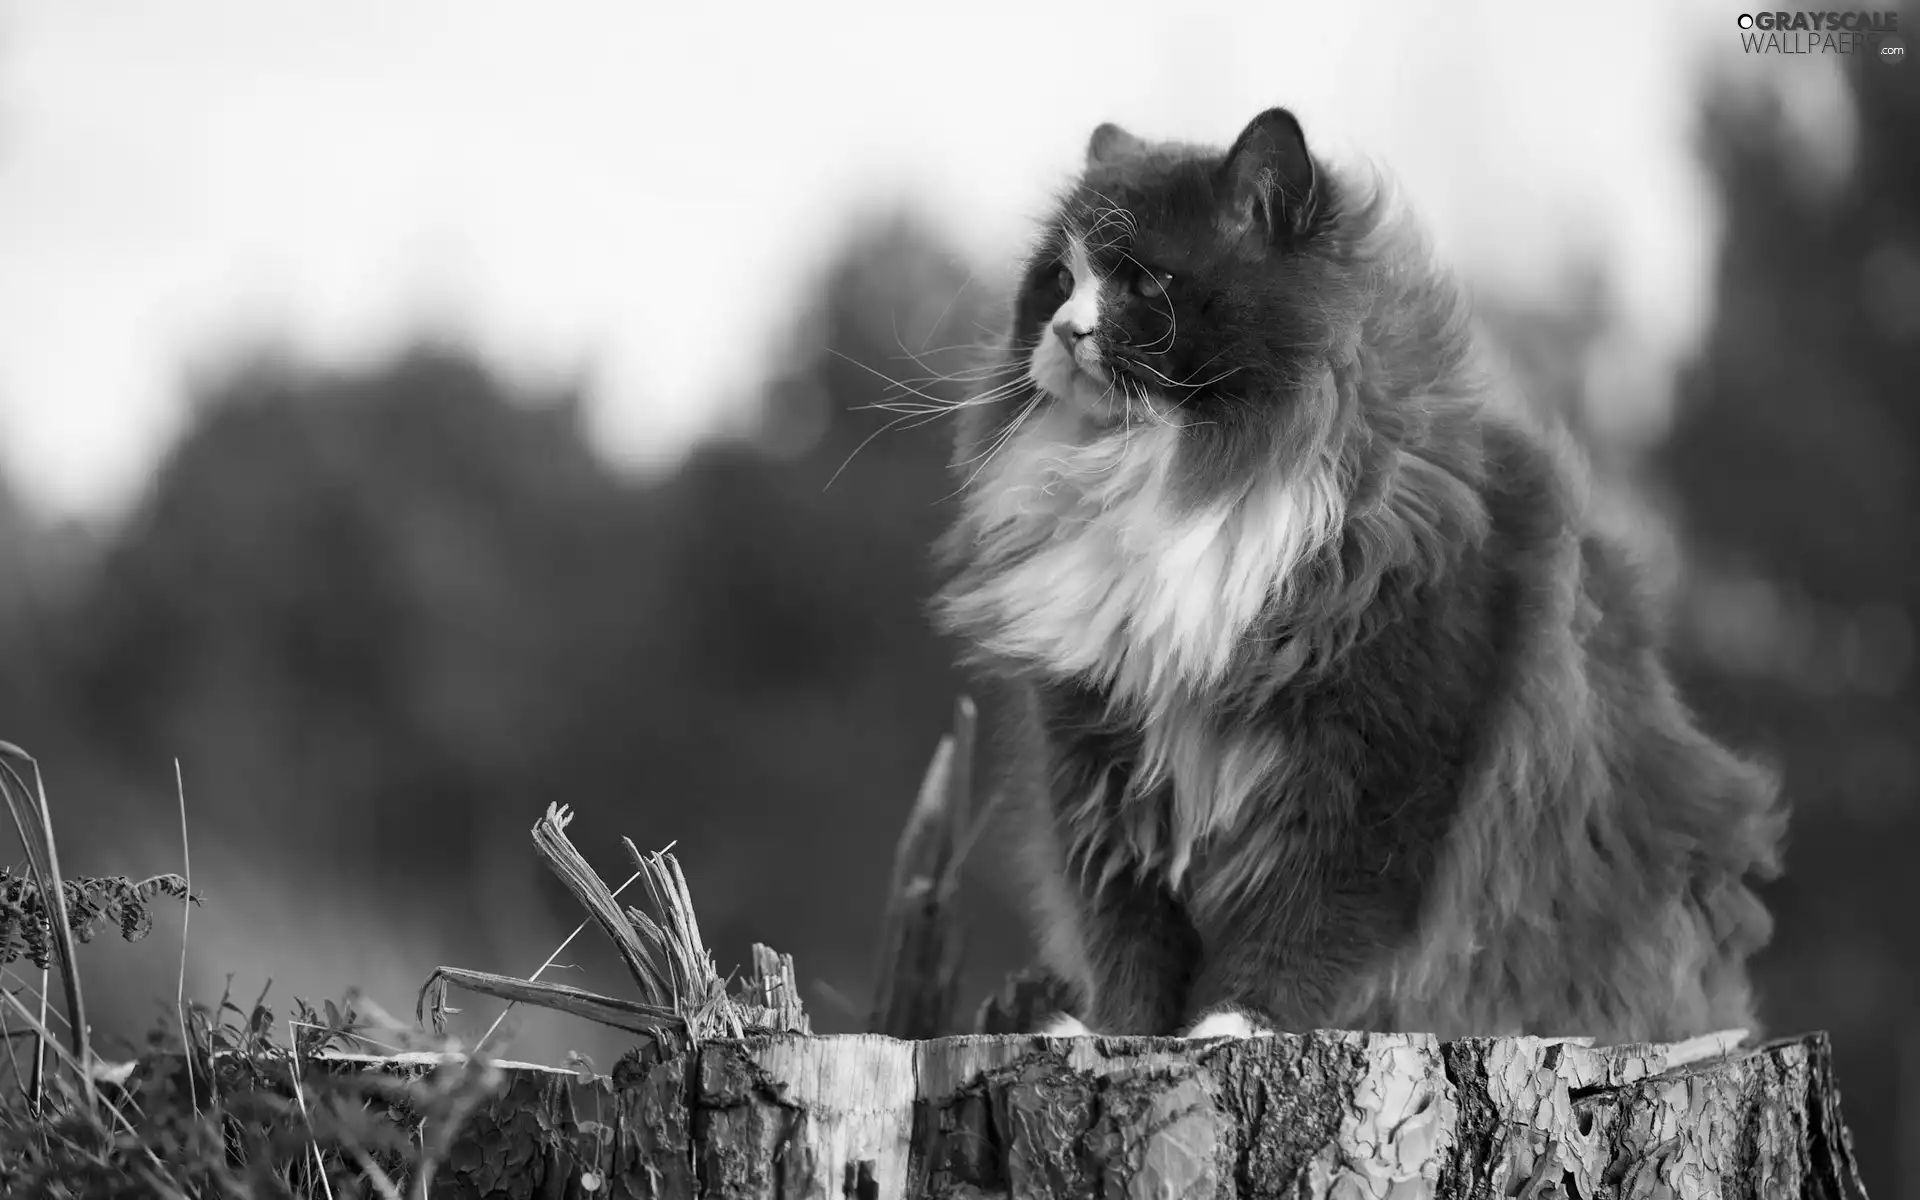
left=931, top=107, right=1785, bottom=1043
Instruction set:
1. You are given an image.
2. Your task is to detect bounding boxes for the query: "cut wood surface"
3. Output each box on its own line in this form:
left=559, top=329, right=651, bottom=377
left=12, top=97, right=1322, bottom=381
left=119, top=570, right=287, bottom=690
left=345, top=1027, right=1867, bottom=1200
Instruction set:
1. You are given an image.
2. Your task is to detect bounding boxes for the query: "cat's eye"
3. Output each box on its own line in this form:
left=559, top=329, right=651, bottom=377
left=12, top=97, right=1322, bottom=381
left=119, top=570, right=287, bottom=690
left=1052, top=265, right=1074, bottom=296
left=1133, top=269, right=1173, bottom=299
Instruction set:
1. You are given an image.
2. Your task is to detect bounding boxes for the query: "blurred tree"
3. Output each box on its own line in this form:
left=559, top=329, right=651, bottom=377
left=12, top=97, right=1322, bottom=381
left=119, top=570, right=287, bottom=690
left=0, top=207, right=1008, bottom=1050
left=55, top=348, right=630, bottom=986
left=0, top=470, right=45, bottom=727
left=539, top=208, right=1012, bottom=1026
left=1660, top=53, right=1920, bottom=1191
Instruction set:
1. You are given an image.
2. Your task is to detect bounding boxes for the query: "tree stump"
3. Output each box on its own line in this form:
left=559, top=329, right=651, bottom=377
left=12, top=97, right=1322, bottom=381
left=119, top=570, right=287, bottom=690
left=386, top=1026, right=1866, bottom=1200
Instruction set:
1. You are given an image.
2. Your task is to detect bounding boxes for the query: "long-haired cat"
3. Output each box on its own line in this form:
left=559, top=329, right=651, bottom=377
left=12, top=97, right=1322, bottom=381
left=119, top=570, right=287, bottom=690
left=933, top=108, right=1784, bottom=1042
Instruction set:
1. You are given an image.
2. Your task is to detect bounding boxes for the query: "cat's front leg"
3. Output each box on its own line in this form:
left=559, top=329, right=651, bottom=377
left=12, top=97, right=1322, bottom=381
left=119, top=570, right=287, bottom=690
left=1180, top=817, right=1418, bottom=1035
left=1182, top=1008, right=1277, bottom=1039
left=1048, top=853, right=1202, bottom=1035
left=1028, top=682, right=1204, bottom=1035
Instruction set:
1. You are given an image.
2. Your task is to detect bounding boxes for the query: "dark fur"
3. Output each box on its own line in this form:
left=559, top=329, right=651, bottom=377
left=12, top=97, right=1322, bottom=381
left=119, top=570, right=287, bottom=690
left=933, top=108, right=1784, bottom=1041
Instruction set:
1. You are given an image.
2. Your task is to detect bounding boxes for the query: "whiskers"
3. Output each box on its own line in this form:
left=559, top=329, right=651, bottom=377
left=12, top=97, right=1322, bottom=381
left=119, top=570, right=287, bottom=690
left=1075, top=194, right=1138, bottom=246
left=817, top=318, right=1036, bottom=487
left=1116, top=352, right=1241, bottom=393
left=823, top=337, right=1041, bottom=493
left=1102, top=358, right=1229, bottom=433
left=947, top=388, right=1045, bottom=503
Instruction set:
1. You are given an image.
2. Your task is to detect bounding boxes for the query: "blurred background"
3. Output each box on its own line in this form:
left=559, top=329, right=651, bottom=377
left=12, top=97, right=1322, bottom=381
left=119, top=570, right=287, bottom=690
left=0, top=0, right=1914, bottom=1188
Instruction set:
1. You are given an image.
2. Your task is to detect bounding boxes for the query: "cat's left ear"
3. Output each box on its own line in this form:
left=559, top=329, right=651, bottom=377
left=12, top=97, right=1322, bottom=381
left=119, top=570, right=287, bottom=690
left=1219, top=107, right=1317, bottom=239
left=1086, top=122, right=1147, bottom=167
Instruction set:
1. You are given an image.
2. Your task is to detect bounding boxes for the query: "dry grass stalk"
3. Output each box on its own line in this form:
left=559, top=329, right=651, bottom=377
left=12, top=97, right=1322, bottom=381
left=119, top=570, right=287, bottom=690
left=0, top=741, right=94, bottom=1113
left=869, top=696, right=993, bottom=1039
left=420, top=803, right=808, bottom=1047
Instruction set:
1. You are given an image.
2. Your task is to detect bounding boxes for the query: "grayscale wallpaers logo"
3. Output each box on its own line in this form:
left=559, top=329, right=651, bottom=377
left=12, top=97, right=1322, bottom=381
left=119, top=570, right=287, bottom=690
left=1737, top=10, right=1904, bottom=61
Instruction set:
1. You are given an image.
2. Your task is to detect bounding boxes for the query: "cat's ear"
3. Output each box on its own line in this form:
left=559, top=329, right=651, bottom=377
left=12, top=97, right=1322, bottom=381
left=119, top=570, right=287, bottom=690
left=1218, top=107, right=1317, bottom=240
left=1086, top=122, right=1146, bottom=167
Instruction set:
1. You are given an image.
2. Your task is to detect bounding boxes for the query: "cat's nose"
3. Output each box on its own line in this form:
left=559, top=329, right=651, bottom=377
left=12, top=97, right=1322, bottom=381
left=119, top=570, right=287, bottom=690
left=1052, top=318, right=1087, bottom=347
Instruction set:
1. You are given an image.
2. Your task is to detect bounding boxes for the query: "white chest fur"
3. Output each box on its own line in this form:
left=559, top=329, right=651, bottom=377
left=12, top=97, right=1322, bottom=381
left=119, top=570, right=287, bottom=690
left=946, top=405, right=1341, bottom=713
left=941, top=403, right=1341, bottom=884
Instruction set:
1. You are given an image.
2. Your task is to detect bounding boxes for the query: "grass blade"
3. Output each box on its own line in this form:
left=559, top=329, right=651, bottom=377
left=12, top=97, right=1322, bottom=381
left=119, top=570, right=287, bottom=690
left=0, top=741, right=95, bottom=1110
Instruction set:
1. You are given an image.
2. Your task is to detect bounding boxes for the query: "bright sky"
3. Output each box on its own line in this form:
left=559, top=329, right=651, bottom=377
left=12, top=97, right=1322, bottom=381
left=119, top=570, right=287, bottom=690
left=0, top=0, right=1823, bottom=521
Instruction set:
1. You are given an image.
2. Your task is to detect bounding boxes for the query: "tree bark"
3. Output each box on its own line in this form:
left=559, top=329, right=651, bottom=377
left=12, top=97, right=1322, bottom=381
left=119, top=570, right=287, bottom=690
left=405, top=1027, right=1868, bottom=1200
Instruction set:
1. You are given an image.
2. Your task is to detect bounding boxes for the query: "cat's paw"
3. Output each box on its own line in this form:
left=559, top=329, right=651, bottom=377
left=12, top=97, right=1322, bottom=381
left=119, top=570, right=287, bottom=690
left=1182, top=1009, right=1276, bottom=1039
left=1036, top=1012, right=1099, bottom=1038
